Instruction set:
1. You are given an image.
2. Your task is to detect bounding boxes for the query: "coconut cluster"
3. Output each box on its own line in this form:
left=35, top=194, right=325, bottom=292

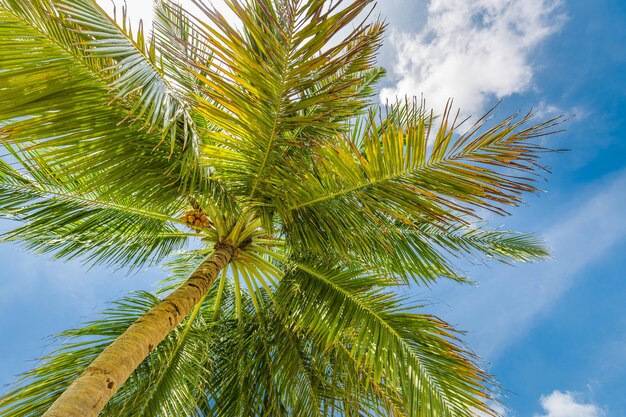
left=180, top=208, right=211, bottom=232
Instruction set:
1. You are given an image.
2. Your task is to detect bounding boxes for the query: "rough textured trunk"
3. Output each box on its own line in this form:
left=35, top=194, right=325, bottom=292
left=43, top=243, right=237, bottom=417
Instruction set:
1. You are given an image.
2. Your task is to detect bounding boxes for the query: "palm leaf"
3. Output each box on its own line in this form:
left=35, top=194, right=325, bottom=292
left=276, top=258, right=496, bottom=417
left=279, top=102, right=562, bottom=265
left=176, top=0, right=383, bottom=202
left=0, top=156, right=189, bottom=270
left=1, top=0, right=197, bottom=146
left=367, top=222, right=550, bottom=284
left=56, top=0, right=200, bottom=147
left=0, top=3, right=216, bottom=205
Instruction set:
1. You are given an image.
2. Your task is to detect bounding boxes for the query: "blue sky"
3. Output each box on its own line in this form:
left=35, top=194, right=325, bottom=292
left=1, top=0, right=625, bottom=416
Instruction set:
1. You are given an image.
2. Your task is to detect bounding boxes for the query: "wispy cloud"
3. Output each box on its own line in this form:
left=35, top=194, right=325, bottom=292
left=428, top=168, right=626, bottom=359
left=535, top=391, right=603, bottom=417
left=532, top=100, right=589, bottom=127
left=380, top=0, right=565, bottom=115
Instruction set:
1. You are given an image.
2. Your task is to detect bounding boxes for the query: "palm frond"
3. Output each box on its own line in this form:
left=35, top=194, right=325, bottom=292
left=176, top=0, right=383, bottom=202
left=279, top=101, right=562, bottom=266
left=366, top=222, right=550, bottom=284
left=0, top=157, right=189, bottom=270
left=276, top=258, right=496, bottom=417
left=411, top=222, right=550, bottom=264
left=1, top=0, right=197, bottom=146
left=204, top=300, right=323, bottom=417
left=0, top=4, right=218, bottom=205
left=56, top=0, right=199, bottom=147
left=0, top=0, right=115, bottom=77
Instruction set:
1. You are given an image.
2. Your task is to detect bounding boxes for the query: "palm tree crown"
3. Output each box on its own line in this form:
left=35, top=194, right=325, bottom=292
left=0, top=0, right=562, bottom=416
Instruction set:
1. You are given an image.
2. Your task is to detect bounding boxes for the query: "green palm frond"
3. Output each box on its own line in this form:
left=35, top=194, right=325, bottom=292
left=153, top=1, right=215, bottom=97
left=1, top=0, right=196, bottom=146
left=195, top=284, right=409, bottom=417
left=328, top=341, right=407, bottom=417
left=276, top=258, right=495, bottom=417
left=0, top=3, right=214, bottom=203
left=55, top=0, right=198, bottom=147
left=0, top=0, right=115, bottom=77
left=412, top=222, right=550, bottom=264
left=0, top=157, right=188, bottom=270
left=179, top=0, right=383, bottom=199
left=366, top=222, right=550, bottom=284
left=204, top=301, right=320, bottom=417
left=280, top=103, right=562, bottom=260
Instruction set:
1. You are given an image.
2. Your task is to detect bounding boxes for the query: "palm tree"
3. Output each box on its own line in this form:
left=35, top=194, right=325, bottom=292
left=0, top=0, right=562, bottom=416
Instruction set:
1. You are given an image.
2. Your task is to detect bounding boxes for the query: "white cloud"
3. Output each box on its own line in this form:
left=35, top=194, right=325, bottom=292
left=533, top=100, right=563, bottom=119
left=380, top=0, right=565, bottom=115
left=535, top=391, right=603, bottom=417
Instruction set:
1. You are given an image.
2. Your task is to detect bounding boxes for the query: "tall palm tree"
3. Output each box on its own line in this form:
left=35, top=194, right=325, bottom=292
left=0, top=0, right=562, bottom=416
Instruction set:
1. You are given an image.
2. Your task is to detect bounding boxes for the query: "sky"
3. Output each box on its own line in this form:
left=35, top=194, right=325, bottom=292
left=1, top=0, right=625, bottom=416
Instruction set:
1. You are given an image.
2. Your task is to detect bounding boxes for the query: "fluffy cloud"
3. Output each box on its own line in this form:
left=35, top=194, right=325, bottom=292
left=380, top=0, right=565, bottom=115
left=535, top=391, right=603, bottom=417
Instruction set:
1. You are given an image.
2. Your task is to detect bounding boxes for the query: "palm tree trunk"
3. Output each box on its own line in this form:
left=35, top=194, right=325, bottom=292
left=43, top=243, right=237, bottom=417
